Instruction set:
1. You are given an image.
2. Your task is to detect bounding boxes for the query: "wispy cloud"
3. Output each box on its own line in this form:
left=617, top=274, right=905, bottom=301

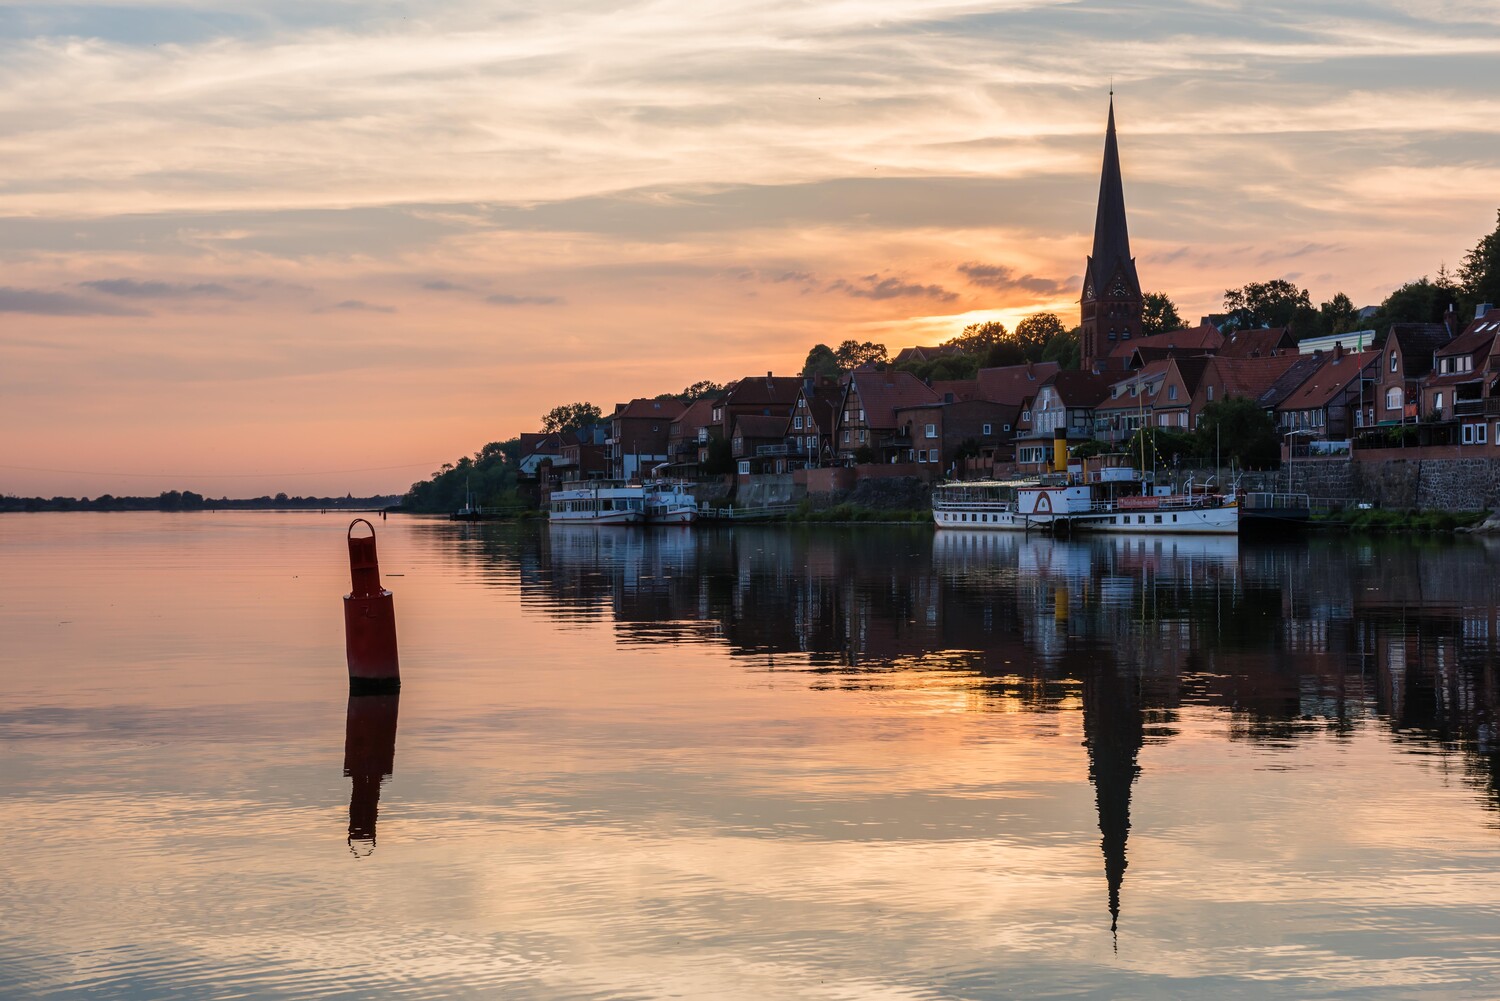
left=322, top=299, right=396, bottom=314
left=80, top=279, right=244, bottom=299
left=0, top=286, right=144, bottom=316
left=958, top=262, right=1066, bottom=296
left=828, top=274, right=958, bottom=302
left=485, top=293, right=562, bottom=306
left=422, top=280, right=468, bottom=292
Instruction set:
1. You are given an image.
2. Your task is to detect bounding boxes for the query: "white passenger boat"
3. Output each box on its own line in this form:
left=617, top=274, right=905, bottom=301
left=547, top=482, right=646, bottom=525
left=643, top=481, right=698, bottom=525
left=933, top=460, right=1238, bottom=535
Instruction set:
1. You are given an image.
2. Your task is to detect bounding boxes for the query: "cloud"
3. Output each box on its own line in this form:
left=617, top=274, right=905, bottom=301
left=322, top=300, right=396, bottom=314
left=485, top=293, right=562, bottom=306
left=828, top=274, right=958, bottom=302
left=421, top=280, right=468, bottom=292
left=958, top=262, right=1066, bottom=296
left=0, top=286, right=144, bottom=316
left=80, top=279, right=244, bottom=299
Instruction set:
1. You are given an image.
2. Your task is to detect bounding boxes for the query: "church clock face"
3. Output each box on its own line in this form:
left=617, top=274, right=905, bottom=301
left=1110, top=278, right=1129, bottom=297
left=1084, top=280, right=1095, bottom=300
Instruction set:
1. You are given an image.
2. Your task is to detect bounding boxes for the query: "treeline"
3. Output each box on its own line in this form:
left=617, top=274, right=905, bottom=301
left=402, top=439, right=524, bottom=515
left=1, top=491, right=402, bottom=513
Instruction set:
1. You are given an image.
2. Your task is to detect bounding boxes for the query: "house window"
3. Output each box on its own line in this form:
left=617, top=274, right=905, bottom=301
left=858, top=430, right=866, bottom=442
left=843, top=430, right=850, bottom=442
left=1179, top=413, right=1188, bottom=427
left=1385, top=387, right=1403, bottom=411
left=1168, top=385, right=1178, bottom=401
left=1108, top=328, right=1116, bottom=341
left=738, top=461, right=750, bottom=474
left=798, top=398, right=806, bottom=409
left=859, top=409, right=865, bottom=421
left=1390, top=351, right=1398, bottom=372
left=1436, top=392, right=1444, bottom=411
left=982, top=423, right=992, bottom=435
left=1464, top=424, right=1475, bottom=444
left=925, top=423, right=937, bottom=438
left=793, top=416, right=803, bottom=429
left=1021, top=410, right=1030, bottom=421
left=1207, top=385, right=1214, bottom=401
left=1003, top=424, right=1011, bottom=432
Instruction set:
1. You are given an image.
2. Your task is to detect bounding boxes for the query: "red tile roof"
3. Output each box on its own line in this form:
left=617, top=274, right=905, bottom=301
left=1109, top=322, right=1223, bottom=359
left=848, top=370, right=942, bottom=427
left=1276, top=350, right=1377, bottom=411
left=733, top=414, right=790, bottom=440
left=930, top=378, right=984, bottom=402
left=1218, top=327, right=1293, bottom=358
left=973, top=362, right=1061, bottom=406
left=1204, top=355, right=1306, bottom=403
left=614, top=397, right=688, bottom=420
left=719, top=374, right=804, bottom=409
left=1045, top=370, right=1114, bottom=408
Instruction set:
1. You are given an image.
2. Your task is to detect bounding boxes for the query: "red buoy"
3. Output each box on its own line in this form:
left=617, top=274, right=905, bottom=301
left=344, top=518, right=400, bottom=693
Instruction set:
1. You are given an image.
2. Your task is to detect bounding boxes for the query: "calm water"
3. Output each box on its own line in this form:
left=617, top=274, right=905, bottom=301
left=5, top=513, right=1500, bottom=999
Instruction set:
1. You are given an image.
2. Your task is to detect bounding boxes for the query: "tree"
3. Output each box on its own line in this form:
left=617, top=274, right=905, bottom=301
left=1195, top=397, right=1280, bottom=468
left=834, top=339, right=888, bottom=370
left=1014, top=312, right=1065, bottom=360
left=540, top=402, right=603, bottom=435
left=679, top=380, right=724, bottom=401
left=945, top=321, right=1008, bottom=356
left=983, top=341, right=1027, bottom=368
left=801, top=344, right=840, bottom=379
left=1316, top=292, right=1360, bottom=338
left=1461, top=208, right=1500, bottom=310
left=1140, top=292, right=1182, bottom=335
left=1371, top=275, right=1462, bottom=327
left=1223, top=280, right=1316, bottom=335
left=1041, top=327, right=1081, bottom=371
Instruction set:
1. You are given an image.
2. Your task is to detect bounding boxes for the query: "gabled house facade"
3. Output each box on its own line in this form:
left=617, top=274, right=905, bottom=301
left=608, top=397, right=687, bottom=480
left=1422, top=309, right=1500, bottom=432
left=1374, top=322, right=1450, bottom=426
left=834, top=370, right=941, bottom=463
left=894, top=399, right=1020, bottom=475
left=786, top=375, right=842, bottom=468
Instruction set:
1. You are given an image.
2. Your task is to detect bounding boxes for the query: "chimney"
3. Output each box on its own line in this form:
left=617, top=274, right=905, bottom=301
left=1334, top=342, right=1344, bottom=361
left=1445, top=303, right=1460, bottom=338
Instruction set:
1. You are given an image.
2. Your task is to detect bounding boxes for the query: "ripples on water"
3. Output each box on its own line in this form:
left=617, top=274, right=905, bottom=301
left=4, top=513, right=1500, bottom=999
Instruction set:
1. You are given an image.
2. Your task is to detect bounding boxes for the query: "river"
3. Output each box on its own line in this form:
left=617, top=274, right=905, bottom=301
left=4, top=513, right=1500, bottom=999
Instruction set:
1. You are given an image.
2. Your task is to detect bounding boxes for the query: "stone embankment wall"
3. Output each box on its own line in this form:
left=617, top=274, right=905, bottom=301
left=796, top=465, right=932, bottom=511
left=1174, top=457, right=1500, bottom=511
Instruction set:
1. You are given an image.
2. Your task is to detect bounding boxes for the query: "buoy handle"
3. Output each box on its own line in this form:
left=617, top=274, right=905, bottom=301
left=347, top=519, right=383, bottom=597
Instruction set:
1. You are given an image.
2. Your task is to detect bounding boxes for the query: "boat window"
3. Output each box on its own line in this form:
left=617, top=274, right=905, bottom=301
left=1154, top=514, right=1163, bottom=524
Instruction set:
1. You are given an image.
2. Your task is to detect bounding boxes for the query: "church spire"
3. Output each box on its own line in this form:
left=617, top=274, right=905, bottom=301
left=1079, top=96, right=1144, bottom=371
left=1090, top=98, right=1135, bottom=293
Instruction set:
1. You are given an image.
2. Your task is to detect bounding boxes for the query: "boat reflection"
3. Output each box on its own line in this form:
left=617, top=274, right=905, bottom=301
left=343, top=693, right=400, bottom=855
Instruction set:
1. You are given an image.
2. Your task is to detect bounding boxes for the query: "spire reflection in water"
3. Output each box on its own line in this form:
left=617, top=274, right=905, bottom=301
left=343, top=693, right=400, bottom=855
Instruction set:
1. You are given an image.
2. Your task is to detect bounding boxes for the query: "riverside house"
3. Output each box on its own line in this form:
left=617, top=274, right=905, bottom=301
left=834, top=370, right=940, bottom=463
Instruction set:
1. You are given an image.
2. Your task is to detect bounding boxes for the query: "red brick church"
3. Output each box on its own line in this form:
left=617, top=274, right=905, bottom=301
left=1079, top=97, right=1144, bottom=371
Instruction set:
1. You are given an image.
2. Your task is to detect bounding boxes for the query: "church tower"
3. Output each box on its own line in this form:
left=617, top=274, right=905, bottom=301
left=1080, top=97, right=1143, bottom=371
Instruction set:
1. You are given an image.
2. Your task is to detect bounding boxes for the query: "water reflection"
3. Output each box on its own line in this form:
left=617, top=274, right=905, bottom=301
left=427, top=524, right=1500, bottom=926
left=343, top=693, right=400, bottom=854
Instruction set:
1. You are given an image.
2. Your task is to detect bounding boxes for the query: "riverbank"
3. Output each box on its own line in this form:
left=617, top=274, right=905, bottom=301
left=1311, top=508, right=1488, bottom=533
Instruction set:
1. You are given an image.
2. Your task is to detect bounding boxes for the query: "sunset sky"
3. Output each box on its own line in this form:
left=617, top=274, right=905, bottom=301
left=4, top=0, right=1499, bottom=496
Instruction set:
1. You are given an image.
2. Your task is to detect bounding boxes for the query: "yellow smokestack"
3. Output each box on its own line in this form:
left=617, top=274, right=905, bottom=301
left=1053, top=432, right=1067, bottom=473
